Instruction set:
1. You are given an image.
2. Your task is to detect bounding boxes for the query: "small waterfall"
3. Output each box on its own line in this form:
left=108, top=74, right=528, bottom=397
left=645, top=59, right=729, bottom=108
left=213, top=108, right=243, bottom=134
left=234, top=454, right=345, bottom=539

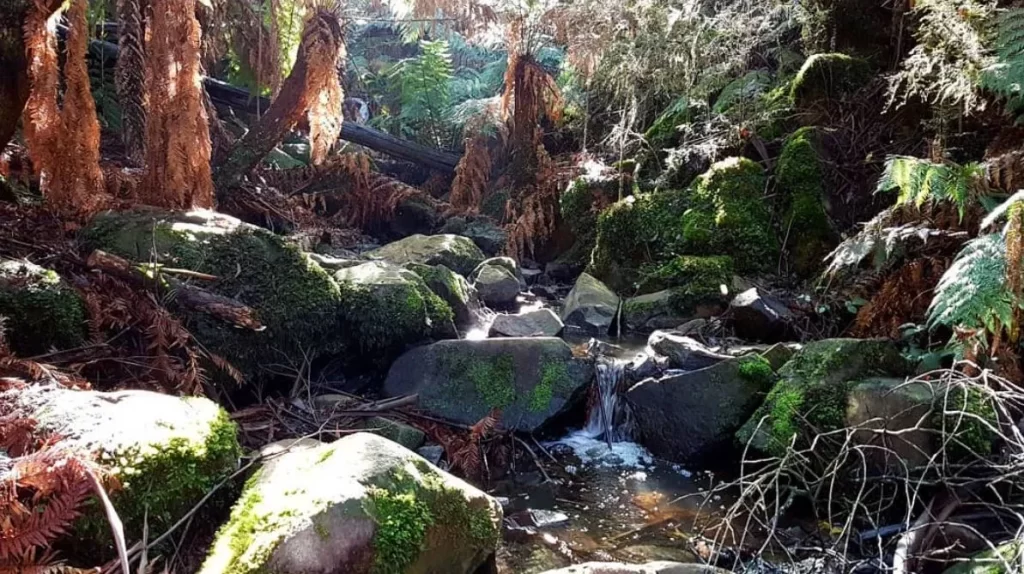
left=462, top=305, right=496, bottom=340
left=582, top=356, right=633, bottom=442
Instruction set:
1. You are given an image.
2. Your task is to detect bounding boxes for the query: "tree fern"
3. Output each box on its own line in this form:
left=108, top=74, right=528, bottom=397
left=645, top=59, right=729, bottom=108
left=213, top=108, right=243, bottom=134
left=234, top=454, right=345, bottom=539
left=877, top=156, right=989, bottom=219
left=928, top=233, right=1015, bottom=336
left=396, top=39, right=455, bottom=146
left=981, top=8, right=1024, bottom=120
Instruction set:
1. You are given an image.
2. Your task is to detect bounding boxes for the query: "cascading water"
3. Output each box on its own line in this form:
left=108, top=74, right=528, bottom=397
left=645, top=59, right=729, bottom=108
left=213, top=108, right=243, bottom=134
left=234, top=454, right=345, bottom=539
left=582, top=356, right=633, bottom=442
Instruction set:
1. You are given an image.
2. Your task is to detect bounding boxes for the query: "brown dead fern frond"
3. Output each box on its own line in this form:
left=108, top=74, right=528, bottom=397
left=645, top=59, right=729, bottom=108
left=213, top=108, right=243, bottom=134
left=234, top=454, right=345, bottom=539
left=22, top=0, right=106, bottom=219
left=141, top=0, right=215, bottom=209
left=450, top=133, right=492, bottom=214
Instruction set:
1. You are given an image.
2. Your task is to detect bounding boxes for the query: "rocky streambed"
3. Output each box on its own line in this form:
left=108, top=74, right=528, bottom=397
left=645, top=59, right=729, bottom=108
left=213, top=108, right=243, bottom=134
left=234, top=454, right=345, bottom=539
left=1, top=212, right=1001, bottom=574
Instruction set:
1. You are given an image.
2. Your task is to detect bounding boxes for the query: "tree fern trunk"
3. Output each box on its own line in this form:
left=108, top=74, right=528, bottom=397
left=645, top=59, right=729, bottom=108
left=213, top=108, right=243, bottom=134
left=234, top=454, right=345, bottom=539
left=116, top=0, right=147, bottom=166
left=0, top=0, right=62, bottom=151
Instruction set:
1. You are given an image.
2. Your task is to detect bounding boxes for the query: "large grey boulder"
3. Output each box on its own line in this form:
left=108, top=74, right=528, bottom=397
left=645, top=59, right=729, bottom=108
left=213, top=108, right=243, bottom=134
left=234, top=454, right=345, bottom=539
left=200, top=433, right=502, bottom=574
left=728, top=287, right=795, bottom=342
left=2, top=384, right=239, bottom=548
left=472, top=258, right=521, bottom=308
left=440, top=216, right=508, bottom=256
left=489, top=309, right=564, bottom=338
left=627, top=356, right=775, bottom=462
left=539, top=563, right=729, bottom=574
left=561, top=273, right=620, bottom=334
left=384, top=338, right=593, bottom=432
left=368, top=234, right=485, bottom=276
left=647, top=331, right=731, bottom=371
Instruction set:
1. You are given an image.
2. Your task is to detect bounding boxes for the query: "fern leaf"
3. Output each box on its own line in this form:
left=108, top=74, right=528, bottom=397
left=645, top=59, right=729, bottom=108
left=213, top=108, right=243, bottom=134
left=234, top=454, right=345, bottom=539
left=982, top=8, right=1024, bottom=119
left=928, top=233, right=1014, bottom=332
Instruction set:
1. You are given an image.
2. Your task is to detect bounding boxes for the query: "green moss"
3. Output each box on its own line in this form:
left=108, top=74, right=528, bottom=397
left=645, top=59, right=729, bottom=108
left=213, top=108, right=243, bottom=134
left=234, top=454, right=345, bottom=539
left=738, top=355, right=775, bottom=389
left=737, top=339, right=910, bottom=456
left=83, top=211, right=347, bottom=381
left=790, top=53, right=871, bottom=108
left=685, top=157, right=778, bottom=272
left=639, top=255, right=733, bottom=303
left=437, top=351, right=518, bottom=410
left=590, top=189, right=689, bottom=291
left=367, top=486, right=433, bottom=574
left=481, top=189, right=510, bottom=221
left=776, top=127, right=834, bottom=276
left=530, top=362, right=569, bottom=413
left=0, top=261, right=87, bottom=356
left=78, top=407, right=241, bottom=554
left=937, top=385, right=998, bottom=460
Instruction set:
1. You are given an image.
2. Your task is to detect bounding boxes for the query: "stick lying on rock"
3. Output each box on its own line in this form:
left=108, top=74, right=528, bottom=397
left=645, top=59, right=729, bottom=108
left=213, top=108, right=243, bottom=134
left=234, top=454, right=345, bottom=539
left=86, top=250, right=265, bottom=331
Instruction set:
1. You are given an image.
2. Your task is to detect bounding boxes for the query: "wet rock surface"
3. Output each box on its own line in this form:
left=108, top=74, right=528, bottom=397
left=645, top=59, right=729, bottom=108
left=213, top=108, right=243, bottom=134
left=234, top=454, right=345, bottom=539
left=562, top=273, right=620, bottom=335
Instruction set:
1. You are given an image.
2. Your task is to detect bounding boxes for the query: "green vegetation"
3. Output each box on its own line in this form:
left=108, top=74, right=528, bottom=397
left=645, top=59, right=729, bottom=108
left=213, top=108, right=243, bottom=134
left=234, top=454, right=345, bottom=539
left=776, top=128, right=834, bottom=275
left=0, top=260, right=86, bottom=356
left=790, top=53, right=870, bottom=108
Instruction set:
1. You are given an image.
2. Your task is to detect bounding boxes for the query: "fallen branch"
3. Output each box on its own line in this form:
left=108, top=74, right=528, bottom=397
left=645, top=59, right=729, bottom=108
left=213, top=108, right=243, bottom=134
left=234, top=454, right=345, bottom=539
left=86, top=250, right=264, bottom=331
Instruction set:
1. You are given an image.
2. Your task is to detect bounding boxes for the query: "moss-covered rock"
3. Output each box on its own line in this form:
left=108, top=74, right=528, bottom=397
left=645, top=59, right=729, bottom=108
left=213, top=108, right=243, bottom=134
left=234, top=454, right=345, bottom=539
left=406, top=263, right=479, bottom=329
left=439, top=215, right=507, bottom=256
left=200, top=433, right=502, bottom=574
left=361, top=417, right=427, bottom=450
left=590, top=189, right=689, bottom=291
left=559, top=172, right=622, bottom=269
left=736, top=338, right=911, bottom=456
left=561, top=273, right=620, bottom=335
left=82, top=209, right=346, bottom=380
left=776, top=127, right=835, bottom=276
left=942, top=540, right=1022, bottom=574
left=2, top=384, right=239, bottom=558
left=637, top=255, right=734, bottom=307
left=368, top=234, right=485, bottom=277
left=790, top=53, right=871, bottom=111
left=0, top=260, right=86, bottom=356
left=383, top=338, right=593, bottom=432
left=335, top=262, right=457, bottom=356
left=683, top=157, right=778, bottom=272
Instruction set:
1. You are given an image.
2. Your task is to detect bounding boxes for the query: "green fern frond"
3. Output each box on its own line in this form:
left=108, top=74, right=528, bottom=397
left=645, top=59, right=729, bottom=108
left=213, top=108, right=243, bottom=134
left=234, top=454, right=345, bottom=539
left=981, top=8, right=1024, bottom=120
left=877, top=156, right=989, bottom=219
left=928, top=233, right=1015, bottom=333
left=824, top=207, right=954, bottom=276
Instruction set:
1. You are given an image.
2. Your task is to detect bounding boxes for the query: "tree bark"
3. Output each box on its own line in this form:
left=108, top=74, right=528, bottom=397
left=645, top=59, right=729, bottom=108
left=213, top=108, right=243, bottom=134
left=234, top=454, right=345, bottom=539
left=0, top=0, right=63, bottom=151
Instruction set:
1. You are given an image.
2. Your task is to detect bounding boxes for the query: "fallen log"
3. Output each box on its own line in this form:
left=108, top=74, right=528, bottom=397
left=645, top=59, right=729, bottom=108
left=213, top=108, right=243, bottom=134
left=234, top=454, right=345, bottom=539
left=86, top=250, right=265, bottom=331
left=76, top=29, right=461, bottom=173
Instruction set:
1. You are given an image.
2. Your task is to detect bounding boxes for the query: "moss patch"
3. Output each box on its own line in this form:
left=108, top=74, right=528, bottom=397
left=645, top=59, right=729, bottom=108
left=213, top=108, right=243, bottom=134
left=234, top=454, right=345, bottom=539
left=776, top=127, right=834, bottom=276
left=936, top=385, right=998, bottom=460
left=590, top=189, right=689, bottom=291
left=639, top=255, right=734, bottom=306
left=738, top=355, right=776, bottom=390
left=790, top=53, right=871, bottom=109
left=736, top=339, right=910, bottom=456
left=0, top=260, right=87, bottom=356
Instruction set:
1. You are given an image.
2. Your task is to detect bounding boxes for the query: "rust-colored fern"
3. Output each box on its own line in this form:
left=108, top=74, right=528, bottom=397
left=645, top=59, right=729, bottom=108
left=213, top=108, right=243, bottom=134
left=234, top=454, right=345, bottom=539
left=22, top=0, right=106, bottom=218
left=450, top=133, right=492, bottom=213
left=141, top=0, right=215, bottom=209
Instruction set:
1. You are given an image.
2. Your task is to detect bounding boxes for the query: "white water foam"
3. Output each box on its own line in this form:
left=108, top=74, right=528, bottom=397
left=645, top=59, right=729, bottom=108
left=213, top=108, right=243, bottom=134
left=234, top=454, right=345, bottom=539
left=557, top=432, right=655, bottom=469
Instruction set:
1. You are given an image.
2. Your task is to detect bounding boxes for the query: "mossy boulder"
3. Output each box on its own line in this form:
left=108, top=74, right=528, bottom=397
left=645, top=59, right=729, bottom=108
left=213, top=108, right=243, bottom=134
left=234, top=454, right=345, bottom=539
left=2, top=384, right=239, bottom=556
left=200, top=433, right=502, bottom=574
left=683, top=157, right=777, bottom=273
left=736, top=339, right=912, bottom=456
left=368, top=234, right=485, bottom=277
left=790, top=53, right=871, bottom=111
left=942, top=540, right=1023, bottom=573
left=334, top=262, right=456, bottom=355
left=470, top=257, right=522, bottom=309
left=82, top=209, right=346, bottom=379
left=626, top=255, right=734, bottom=329
left=590, top=190, right=689, bottom=292
left=776, top=127, right=835, bottom=275
left=559, top=171, right=621, bottom=269
left=383, top=338, right=594, bottom=432
left=406, top=263, right=479, bottom=329
left=0, top=260, right=86, bottom=356
left=627, top=355, right=777, bottom=463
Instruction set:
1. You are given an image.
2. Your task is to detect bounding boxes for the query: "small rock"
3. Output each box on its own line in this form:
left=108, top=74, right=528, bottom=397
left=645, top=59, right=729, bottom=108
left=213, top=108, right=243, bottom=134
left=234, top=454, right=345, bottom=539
left=561, top=273, right=620, bottom=335
left=622, top=290, right=691, bottom=333
left=440, top=215, right=508, bottom=256
left=417, top=444, right=445, bottom=465
left=760, top=342, right=797, bottom=370
left=473, top=261, right=522, bottom=308
left=490, top=309, right=565, bottom=337
left=625, top=352, right=667, bottom=384
left=728, top=287, right=795, bottom=342
left=307, top=252, right=362, bottom=271
left=312, top=393, right=359, bottom=410
left=675, top=318, right=708, bottom=337
left=506, top=509, right=570, bottom=529
left=647, top=331, right=730, bottom=371
left=407, top=263, right=481, bottom=329
left=367, top=233, right=485, bottom=276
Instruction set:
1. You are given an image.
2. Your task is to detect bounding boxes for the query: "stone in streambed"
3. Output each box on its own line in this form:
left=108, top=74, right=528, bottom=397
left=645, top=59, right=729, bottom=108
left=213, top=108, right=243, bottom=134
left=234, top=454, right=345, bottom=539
left=471, top=257, right=522, bottom=308
left=627, top=355, right=776, bottom=462
left=727, top=287, right=795, bottom=342
left=407, top=263, right=481, bottom=329
left=383, top=338, right=593, bottom=432
left=489, top=309, right=564, bottom=338
left=200, top=433, right=502, bottom=574
left=561, top=273, right=619, bottom=335
left=647, top=331, right=731, bottom=371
